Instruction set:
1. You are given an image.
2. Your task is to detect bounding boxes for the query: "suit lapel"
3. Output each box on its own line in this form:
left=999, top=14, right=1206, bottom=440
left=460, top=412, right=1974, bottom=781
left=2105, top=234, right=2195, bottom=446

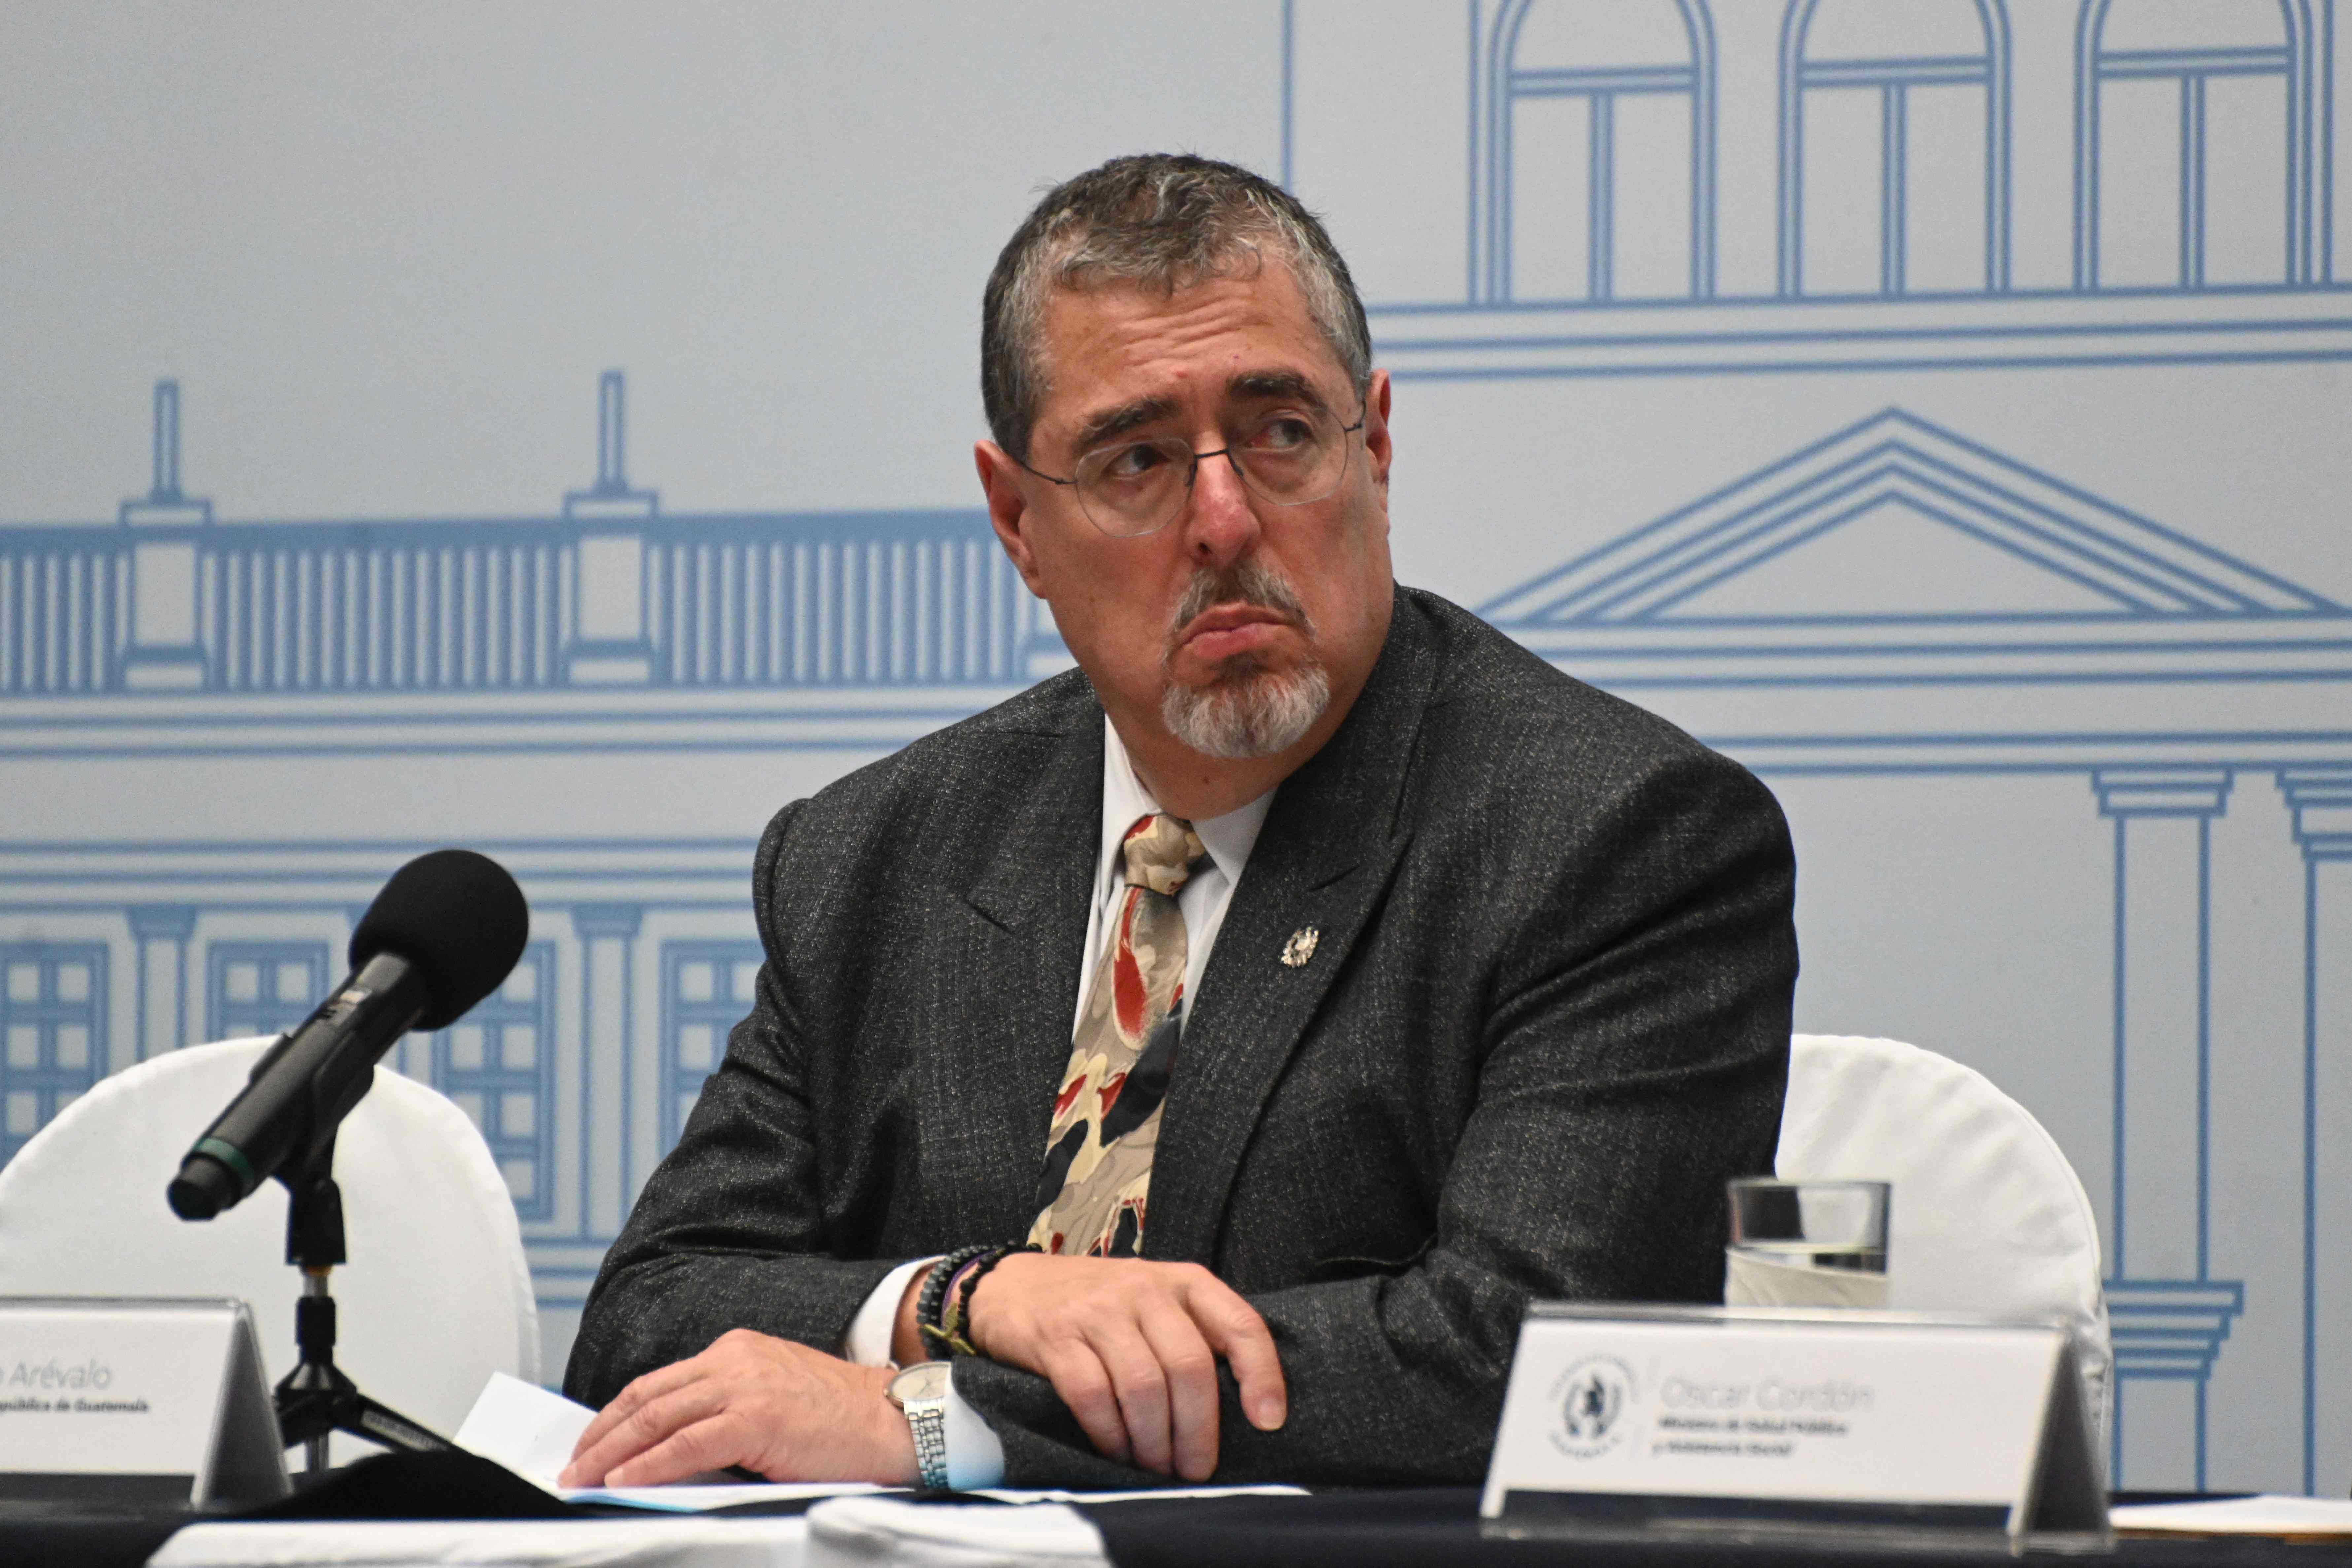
left=947, top=710, right=1103, bottom=1237
left=1145, top=599, right=1437, bottom=1263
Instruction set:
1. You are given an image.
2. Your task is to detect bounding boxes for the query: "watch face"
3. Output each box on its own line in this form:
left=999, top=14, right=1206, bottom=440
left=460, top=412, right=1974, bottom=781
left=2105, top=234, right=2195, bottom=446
left=889, top=1360, right=951, bottom=1405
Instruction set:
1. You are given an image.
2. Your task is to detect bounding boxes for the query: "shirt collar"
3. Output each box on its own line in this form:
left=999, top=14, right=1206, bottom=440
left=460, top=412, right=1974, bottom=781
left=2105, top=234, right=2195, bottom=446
left=1097, top=715, right=1273, bottom=896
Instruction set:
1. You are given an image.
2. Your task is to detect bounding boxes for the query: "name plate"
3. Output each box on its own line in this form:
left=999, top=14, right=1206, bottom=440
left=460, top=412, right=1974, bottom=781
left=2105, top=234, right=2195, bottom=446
left=0, top=1297, right=289, bottom=1506
left=1482, top=1303, right=2106, bottom=1550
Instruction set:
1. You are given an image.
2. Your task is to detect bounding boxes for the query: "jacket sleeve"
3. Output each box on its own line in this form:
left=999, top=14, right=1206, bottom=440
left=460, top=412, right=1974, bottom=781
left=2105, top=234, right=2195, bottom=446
left=954, top=747, right=1798, bottom=1486
left=562, top=799, right=908, bottom=1407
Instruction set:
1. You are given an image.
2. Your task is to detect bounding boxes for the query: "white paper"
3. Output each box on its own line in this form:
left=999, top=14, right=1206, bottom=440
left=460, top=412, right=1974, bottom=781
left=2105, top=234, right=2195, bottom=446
left=2111, top=1495, right=2352, bottom=1537
left=452, top=1371, right=597, bottom=1489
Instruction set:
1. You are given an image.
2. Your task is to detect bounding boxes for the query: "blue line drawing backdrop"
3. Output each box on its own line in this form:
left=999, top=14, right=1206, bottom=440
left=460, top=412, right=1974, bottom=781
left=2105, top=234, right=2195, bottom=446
left=1, top=0, right=2347, bottom=1499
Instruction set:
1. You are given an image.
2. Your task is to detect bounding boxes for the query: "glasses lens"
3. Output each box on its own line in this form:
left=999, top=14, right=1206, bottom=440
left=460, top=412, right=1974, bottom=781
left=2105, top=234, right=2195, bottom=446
left=1067, top=407, right=1356, bottom=538
left=1230, top=407, right=1349, bottom=505
left=1074, top=437, right=1195, bottom=538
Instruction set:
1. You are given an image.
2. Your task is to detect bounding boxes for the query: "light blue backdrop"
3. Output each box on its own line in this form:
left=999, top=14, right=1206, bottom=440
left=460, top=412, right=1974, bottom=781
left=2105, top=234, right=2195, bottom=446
left=1, top=0, right=2345, bottom=1496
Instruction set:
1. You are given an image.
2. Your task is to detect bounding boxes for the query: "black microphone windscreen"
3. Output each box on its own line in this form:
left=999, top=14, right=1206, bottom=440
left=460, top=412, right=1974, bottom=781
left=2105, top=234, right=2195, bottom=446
left=349, top=850, right=530, bottom=1031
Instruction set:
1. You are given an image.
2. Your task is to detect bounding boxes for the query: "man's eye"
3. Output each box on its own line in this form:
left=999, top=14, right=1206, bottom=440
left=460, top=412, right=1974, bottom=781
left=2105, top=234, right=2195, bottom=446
left=1243, top=415, right=1316, bottom=452
left=1098, top=443, right=1169, bottom=481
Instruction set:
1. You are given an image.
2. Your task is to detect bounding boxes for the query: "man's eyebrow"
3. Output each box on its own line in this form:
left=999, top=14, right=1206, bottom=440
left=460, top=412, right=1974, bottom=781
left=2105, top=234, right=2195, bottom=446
left=1069, top=395, right=1180, bottom=457
left=1227, top=369, right=1331, bottom=410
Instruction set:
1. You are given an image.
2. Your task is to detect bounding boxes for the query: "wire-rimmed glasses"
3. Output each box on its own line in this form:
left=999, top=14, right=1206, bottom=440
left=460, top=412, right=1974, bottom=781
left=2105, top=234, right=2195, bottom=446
left=1017, top=404, right=1366, bottom=539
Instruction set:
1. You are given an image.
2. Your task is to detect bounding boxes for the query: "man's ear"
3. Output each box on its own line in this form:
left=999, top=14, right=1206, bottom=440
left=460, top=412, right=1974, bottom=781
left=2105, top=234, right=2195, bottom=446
left=976, top=441, right=1049, bottom=597
left=1362, top=369, right=1394, bottom=498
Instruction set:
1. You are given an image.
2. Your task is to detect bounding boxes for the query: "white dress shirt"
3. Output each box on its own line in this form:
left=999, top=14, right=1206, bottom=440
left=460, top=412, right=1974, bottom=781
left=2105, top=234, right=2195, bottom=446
left=840, top=716, right=1273, bottom=1486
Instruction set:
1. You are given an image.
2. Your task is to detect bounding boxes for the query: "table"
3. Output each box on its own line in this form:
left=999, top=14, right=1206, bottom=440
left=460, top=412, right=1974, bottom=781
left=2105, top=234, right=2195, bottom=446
left=11, top=1485, right=2352, bottom=1568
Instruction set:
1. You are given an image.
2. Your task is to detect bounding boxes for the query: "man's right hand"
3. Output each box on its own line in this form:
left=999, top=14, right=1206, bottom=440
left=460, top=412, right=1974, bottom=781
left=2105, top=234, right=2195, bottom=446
left=960, top=1252, right=1287, bottom=1482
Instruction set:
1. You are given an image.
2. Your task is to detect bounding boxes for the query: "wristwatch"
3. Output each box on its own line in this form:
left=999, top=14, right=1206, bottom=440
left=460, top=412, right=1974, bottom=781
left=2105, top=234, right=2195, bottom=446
left=886, top=1360, right=953, bottom=1490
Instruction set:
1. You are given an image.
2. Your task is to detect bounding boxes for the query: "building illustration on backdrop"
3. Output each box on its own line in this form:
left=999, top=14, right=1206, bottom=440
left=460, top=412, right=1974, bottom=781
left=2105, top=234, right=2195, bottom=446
left=4, top=0, right=2350, bottom=1497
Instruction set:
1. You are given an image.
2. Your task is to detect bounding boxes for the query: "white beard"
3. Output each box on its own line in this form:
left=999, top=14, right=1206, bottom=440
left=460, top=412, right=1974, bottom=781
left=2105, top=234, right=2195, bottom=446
left=1160, top=661, right=1331, bottom=760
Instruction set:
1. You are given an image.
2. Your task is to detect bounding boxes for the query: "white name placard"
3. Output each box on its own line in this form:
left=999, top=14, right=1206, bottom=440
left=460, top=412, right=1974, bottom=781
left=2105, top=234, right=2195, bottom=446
left=0, top=1297, right=289, bottom=1506
left=1482, top=1304, right=2105, bottom=1549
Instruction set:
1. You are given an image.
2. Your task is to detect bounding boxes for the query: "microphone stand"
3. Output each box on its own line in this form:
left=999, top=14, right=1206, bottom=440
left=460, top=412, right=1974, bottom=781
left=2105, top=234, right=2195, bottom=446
left=272, top=1133, right=453, bottom=1475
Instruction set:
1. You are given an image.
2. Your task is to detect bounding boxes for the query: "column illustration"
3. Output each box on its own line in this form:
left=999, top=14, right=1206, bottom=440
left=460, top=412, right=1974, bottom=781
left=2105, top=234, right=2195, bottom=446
left=2093, top=767, right=2245, bottom=1490
left=572, top=902, right=642, bottom=1245
left=2281, top=767, right=2352, bottom=1495
left=561, top=371, right=661, bottom=685
left=116, top=380, right=213, bottom=690
left=126, top=904, right=197, bottom=1067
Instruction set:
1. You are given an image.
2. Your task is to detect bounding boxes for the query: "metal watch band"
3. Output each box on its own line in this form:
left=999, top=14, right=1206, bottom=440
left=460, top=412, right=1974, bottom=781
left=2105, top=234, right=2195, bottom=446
left=903, top=1392, right=950, bottom=1490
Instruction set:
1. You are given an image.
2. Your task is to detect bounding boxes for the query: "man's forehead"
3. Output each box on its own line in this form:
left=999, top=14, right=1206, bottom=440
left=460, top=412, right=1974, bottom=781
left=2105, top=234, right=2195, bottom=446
left=1033, top=268, right=1347, bottom=441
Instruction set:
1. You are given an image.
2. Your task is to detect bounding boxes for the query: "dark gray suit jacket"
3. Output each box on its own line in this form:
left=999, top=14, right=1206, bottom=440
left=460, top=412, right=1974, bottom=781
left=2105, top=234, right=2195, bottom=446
left=567, top=587, right=1797, bottom=1486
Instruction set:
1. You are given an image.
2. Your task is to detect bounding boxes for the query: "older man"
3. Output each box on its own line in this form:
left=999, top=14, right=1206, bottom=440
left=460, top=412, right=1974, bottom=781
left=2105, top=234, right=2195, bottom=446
left=562, top=154, right=1796, bottom=1490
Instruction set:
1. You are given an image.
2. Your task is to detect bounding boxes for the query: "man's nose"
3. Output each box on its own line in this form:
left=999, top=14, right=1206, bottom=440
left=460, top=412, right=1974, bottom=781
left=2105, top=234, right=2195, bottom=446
left=1179, top=449, right=1262, bottom=568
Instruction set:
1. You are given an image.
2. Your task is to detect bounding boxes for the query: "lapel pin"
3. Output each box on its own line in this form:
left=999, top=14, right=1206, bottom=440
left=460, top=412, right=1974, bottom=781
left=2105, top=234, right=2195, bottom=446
left=1280, top=927, right=1320, bottom=968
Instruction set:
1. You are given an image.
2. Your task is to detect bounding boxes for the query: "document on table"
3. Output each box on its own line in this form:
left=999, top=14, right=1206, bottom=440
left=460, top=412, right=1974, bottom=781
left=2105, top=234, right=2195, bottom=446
left=2110, top=1495, right=2352, bottom=1538
left=453, top=1372, right=884, bottom=1510
left=453, top=1372, right=1306, bottom=1511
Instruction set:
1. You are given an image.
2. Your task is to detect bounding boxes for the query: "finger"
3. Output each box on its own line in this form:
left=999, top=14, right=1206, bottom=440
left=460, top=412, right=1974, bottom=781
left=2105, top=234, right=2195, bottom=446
left=569, top=1357, right=708, bottom=1460
left=602, top=1413, right=747, bottom=1488
left=1180, top=1272, right=1288, bottom=1432
left=563, top=1380, right=727, bottom=1488
left=1038, top=1339, right=1132, bottom=1467
left=1137, top=1302, right=1221, bottom=1482
left=1083, top=1318, right=1174, bottom=1476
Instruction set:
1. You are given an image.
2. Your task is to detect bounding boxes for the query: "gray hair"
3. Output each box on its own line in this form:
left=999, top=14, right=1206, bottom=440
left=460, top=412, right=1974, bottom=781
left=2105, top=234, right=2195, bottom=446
left=981, top=153, right=1373, bottom=463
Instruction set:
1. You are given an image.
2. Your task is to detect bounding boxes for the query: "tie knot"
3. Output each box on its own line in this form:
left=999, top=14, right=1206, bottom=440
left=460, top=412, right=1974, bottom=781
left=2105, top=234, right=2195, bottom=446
left=1120, top=814, right=1206, bottom=897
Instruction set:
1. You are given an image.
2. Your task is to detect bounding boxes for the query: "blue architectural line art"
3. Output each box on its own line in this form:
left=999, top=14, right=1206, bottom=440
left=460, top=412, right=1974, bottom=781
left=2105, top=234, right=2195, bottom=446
left=1292, top=2, right=2352, bottom=379
left=0, top=377, right=1041, bottom=704
left=1470, top=0, right=1718, bottom=305
left=2075, top=0, right=2333, bottom=291
left=1478, top=407, right=2342, bottom=626
left=1777, top=0, right=2011, bottom=298
left=0, top=944, right=107, bottom=1162
left=1478, top=406, right=2352, bottom=1491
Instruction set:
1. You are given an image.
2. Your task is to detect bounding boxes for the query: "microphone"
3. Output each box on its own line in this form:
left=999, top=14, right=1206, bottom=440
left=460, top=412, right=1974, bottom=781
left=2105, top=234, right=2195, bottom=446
left=167, top=849, right=530, bottom=1221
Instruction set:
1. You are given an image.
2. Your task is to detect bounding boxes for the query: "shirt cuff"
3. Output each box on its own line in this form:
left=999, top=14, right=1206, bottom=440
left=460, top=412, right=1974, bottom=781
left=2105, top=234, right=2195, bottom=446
left=943, top=1366, right=1007, bottom=1490
left=842, top=1256, right=934, bottom=1366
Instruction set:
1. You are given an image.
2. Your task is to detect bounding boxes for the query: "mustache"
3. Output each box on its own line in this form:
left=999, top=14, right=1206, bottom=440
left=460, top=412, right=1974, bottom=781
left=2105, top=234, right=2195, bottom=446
left=1165, top=559, right=1311, bottom=653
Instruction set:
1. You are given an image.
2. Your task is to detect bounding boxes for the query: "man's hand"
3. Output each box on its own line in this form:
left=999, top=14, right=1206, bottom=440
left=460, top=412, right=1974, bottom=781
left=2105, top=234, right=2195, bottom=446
left=559, top=1329, right=917, bottom=1488
left=966, top=1253, right=1286, bottom=1482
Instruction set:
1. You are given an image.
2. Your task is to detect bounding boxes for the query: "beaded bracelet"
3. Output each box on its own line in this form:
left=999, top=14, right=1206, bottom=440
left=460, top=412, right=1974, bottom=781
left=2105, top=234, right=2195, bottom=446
left=934, top=1242, right=1041, bottom=1357
left=915, top=1243, right=995, bottom=1357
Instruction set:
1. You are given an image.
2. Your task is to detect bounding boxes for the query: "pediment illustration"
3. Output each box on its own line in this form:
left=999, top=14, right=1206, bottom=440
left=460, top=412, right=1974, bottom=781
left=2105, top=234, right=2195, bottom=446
left=1479, top=410, right=2343, bottom=626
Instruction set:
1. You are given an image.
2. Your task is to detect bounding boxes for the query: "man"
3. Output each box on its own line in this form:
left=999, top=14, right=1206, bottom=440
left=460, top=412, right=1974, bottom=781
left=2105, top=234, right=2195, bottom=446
left=562, top=154, right=1796, bottom=1490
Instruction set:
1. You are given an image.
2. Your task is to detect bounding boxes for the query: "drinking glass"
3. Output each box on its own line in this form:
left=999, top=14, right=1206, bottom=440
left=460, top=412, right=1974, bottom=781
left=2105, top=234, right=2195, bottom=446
left=1723, top=1178, right=1890, bottom=1308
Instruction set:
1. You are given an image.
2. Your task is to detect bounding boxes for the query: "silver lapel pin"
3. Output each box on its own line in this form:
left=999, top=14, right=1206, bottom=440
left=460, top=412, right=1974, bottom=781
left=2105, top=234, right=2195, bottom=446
left=1280, top=927, right=1320, bottom=968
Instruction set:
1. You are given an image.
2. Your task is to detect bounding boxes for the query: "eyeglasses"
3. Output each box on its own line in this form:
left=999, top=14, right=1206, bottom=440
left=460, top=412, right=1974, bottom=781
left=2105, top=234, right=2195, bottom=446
left=1016, top=403, right=1366, bottom=539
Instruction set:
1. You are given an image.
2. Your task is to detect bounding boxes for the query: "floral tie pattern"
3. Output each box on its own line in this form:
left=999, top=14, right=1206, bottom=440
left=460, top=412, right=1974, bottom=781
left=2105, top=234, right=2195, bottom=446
left=1027, top=813, right=1206, bottom=1258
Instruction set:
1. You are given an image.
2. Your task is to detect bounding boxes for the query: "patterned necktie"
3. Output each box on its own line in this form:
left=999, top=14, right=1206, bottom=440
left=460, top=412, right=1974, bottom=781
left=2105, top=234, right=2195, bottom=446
left=1028, top=813, right=1207, bottom=1258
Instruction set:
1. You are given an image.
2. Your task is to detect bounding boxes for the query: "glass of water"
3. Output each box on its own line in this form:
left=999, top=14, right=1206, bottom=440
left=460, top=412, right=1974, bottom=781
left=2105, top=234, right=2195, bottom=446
left=1724, top=1178, right=1890, bottom=1308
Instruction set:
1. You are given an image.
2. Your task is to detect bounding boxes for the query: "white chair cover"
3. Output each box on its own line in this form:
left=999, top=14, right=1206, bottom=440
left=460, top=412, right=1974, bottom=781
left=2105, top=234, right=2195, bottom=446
left=1778, top=1033, right=2112, bottom=1434
left=0, top=1037, right=539, bottom=1460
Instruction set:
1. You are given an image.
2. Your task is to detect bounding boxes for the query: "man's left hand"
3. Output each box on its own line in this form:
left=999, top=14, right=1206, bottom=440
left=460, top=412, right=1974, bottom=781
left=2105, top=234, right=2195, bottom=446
left=559, top=1328, right=918, bottom=1487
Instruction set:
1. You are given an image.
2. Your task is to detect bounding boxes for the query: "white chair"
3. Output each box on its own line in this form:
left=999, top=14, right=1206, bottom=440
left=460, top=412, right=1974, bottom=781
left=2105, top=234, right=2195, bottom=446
left=1778, top=1033, right=2112, bottom=1435
left=0, top=1037, right=539, bottom=1462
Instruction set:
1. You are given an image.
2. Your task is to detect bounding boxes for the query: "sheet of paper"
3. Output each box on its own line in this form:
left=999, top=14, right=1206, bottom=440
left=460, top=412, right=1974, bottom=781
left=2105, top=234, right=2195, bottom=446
left=2110, top=1495, right=2352, bottom=1537
left=452, top=1371, right=597, bottom=1490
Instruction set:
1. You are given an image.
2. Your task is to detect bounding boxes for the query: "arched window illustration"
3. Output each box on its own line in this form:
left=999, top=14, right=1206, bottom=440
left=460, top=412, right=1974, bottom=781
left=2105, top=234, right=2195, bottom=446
left=1779, top=0, right=2012, bottom=298
left=1472, top=0, right=1717, bottom=304
left=2075, top=0, right=2326, bottom=290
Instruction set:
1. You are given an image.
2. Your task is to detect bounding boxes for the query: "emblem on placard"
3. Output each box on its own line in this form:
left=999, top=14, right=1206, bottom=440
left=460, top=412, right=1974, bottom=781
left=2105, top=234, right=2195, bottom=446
left=1548, top=1355, right=1634, bottom=1459
left=1280, top=927, right=1320, bottom=967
